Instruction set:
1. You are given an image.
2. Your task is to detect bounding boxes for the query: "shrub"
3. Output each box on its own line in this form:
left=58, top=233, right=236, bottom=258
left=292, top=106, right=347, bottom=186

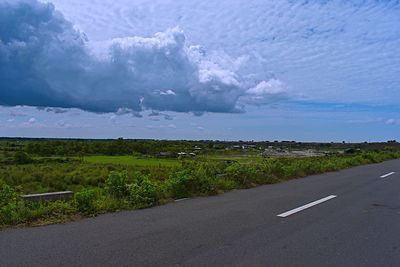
left=165, top=166, right=218, bottom=199
left=266, top=158, right=285, bottom=178
left=128, top=173, right=159, bottom=208
left=106, top=171, right=129, bottom=198
left=225, top=163, right=258, bottom=186
left=190, top=165, right=218, bottom=194
left=164, top=171, right=191, bottom=199
left=0, top=184, right=19, bottom=225
left=0, top=184, right=15, bottom=207
left=75, top=189, right=97, bottom=213
left=0, top=204, right=19, bottom=225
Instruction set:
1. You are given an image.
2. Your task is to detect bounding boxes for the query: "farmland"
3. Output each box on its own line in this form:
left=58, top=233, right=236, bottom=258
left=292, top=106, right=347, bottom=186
left=82, top=155, right=180, bottom=167
left=1, top=138, right=400, bottom=228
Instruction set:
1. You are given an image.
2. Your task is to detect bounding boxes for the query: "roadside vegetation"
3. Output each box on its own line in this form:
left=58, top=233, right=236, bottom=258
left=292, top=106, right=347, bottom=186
left=1, top=138, right=399, bottom=228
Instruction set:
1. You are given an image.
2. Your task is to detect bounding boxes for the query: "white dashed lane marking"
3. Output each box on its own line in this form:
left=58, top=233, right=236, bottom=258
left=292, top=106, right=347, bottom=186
left=277, top=195, right=337, bottom=218
left=380, top=172, right=395, bottom=178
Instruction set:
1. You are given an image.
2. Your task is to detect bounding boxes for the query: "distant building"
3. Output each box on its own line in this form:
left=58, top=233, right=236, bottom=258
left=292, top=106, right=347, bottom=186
left=241, top=144, right=257, bottom=150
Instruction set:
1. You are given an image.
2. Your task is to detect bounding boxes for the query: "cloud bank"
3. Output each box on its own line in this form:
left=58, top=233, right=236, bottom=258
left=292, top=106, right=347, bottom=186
left=49, top=0, right=400, bottom=106
left=0, top=0, right=284, bottom=114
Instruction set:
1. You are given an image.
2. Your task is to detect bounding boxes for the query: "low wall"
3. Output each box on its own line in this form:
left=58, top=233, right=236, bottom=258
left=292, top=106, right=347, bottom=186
left=21, top=191, right=74, bottom=202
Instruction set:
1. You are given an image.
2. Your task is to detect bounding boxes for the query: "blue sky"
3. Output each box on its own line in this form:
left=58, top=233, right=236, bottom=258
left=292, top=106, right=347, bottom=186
left=0, top=0, right=399, bottom=141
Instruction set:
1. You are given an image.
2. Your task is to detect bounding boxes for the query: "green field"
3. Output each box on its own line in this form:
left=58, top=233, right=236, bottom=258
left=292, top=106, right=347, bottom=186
left=83, top=155, right=261, bottom=167
left=1, top=138, right=400, bottom=228
left=82, top=155, right=180, bottom=167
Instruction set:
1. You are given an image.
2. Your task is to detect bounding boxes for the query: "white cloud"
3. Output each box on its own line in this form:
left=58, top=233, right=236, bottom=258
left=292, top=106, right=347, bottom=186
left=242, top=79, right=287, bottom=105
left=0, top=0, right=286, bottom=115
left=247, top=80, right=285, bottom=95
left=159, top=90, right=176, bottom=96
left=47, top=0, right=400, bottom=106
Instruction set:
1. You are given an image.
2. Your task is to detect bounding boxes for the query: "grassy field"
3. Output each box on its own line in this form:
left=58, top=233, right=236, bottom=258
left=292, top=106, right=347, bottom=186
left=82, top=155, right=180, bottom=167
left=80, top=155, right=261, bottom=166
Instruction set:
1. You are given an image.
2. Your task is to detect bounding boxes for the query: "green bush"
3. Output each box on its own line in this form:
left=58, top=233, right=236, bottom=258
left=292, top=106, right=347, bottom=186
left=225, top=162, right=273, bottom=186
left=190, top=165, right=218, bottom=195
left=0, top=184, right=19, bottom=225
left=164, top=170, right=191, bottom=199
left=106, top=171, right=129, bottom=198
left=128, top=173, right=159, bottom=208
left=225, top=163, right=255, bottom=186
left=164, top=165, right=218, bottom=199
left=0, top=184, right=15, bottom=207
left=75, top=189, right=97, bottom=213
left=258, top=158, right=286, bottom=180
left=0, top=204, right=19, bottom=225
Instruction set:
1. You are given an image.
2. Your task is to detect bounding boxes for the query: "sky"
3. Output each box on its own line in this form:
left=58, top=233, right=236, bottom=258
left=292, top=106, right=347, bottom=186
left=0, top=0, right=399, bottom=141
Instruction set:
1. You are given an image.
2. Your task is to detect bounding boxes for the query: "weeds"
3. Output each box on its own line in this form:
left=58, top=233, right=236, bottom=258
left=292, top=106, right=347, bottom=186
left=1, top=151, right=399, bottom=228
left=75, top=189, right=97, bottom=213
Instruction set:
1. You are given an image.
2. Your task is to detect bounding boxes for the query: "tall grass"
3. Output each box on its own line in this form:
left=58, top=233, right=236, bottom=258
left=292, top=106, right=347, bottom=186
left=1, top=151, right=399, bottom=228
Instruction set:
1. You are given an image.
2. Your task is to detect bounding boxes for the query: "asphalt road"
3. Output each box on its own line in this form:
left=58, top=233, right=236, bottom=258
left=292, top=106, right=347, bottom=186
left=1, top=159, right=400, bottom=267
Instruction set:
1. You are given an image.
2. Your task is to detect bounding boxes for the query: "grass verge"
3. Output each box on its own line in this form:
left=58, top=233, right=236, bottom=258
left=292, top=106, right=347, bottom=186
left=1, top=151, right=399, bottom=229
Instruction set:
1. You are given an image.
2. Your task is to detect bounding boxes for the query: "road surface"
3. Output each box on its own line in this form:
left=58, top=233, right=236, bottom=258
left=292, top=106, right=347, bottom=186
left=1, top=159, right=400, bottom=266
